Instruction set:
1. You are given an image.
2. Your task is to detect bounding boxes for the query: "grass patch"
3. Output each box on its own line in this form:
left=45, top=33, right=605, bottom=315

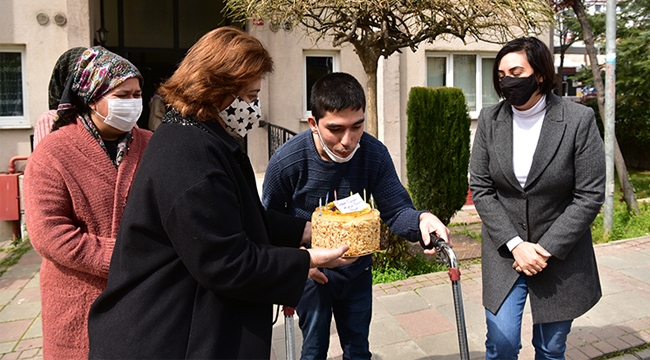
left=592, top=169, right=650, bottom=243
left=0, top=239, right=32, bottom=277
left=623, top=169, right=650, bottom=199
left=372, top=252, right=447, bottom=284
left=452, top=227, right=482, bottom=242
left=372, top=223, right=448, bottom=284
left=591, top=201, right=650, bottom=243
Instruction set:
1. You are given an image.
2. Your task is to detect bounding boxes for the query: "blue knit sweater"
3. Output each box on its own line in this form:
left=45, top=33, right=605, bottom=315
left=262, top=130, right=424, bottom=273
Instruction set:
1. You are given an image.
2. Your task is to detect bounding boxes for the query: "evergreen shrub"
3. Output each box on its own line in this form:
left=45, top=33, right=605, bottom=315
left=405, top=87, right=471, bottom=224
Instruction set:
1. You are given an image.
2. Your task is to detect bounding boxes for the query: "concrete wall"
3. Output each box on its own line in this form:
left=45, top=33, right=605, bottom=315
left=247, top=23, right=366, bottom=174
left=0, top=0, right=91, bottom=239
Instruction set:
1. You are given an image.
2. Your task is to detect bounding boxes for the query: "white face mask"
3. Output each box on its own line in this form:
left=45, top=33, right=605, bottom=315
left=93, top=98, right=143, bottom=132
left=218, top=96, right=262, bottom=138
left=315, top=126, right=360, bottom=163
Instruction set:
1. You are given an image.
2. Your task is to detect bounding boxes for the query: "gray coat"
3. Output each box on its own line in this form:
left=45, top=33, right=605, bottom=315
left=470, top=93, right=605, bottom=324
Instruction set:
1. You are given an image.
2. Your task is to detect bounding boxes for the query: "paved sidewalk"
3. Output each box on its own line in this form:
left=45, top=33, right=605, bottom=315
left=269, top=237, right=650, bottom=360
left=1, top=237, right=649, bottom=360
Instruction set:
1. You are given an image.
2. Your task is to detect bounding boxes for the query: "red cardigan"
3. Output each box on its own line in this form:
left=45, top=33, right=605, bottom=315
left=24, top=119, right=151, bottom=359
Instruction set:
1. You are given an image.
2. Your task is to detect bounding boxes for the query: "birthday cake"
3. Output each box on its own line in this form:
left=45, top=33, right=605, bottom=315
left=311, top=194, right=380, bottom=257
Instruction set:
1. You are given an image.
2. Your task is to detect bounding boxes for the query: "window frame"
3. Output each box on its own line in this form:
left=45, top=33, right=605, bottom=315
left=0, top=45, right=30, bottom=129
left=303, top=51, right=340, bottom=120
left=426, top=52, right=498, bottom=119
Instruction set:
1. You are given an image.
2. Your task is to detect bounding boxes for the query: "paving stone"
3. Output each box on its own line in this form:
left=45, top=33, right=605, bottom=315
left=370, top=340, right=427, bottom=360
left=606, top=355, right=640, bottom=360
left=368, top=316, right=410, bottom=348
left=17, top=348, right=38, bottom=359
left=0, top=302, right=41, bottom=323
left=22, top=318, right=41, bottom=339
left=620, top=333, right=644, bottom=347
left=565, top=347, right=591, bottom=360
left=371, top=300, right=391, bottom=321
left=636, top=348, right=650, bottom=360
left=598, top=255, right=638, bottom=271
left=622, top=266, right=650, bottom=285
left=577, top=343, right=605, bottom=358
left=326, top=333, right=342, bottom=359
left=414, top=330, right=484, bottom=360
left=591, top=339, right=617, bottom=354
left=9, top=289, right=39, bottom=306
left=0, top=290, right=18, bottom=307
left=0, top=341, right=17, bottom=355
left=0, top=320, right=31, bottom=343
left=2, top=351, right=20, bottom=360
left=415, top=284, right=454, bottom=308
left=13, top=338, right=41, bottom=352
left=590, top=325, right=628, bottom=341
left=0, top=279, right=29, bottom=292
left=375, top=291, right=430, bottom=316
left=0, top=266, right=40, bottom=280
left=395, top=308, right=454, bottom=339
left=600, top=277, right=628, bottom=296
left=22, top=276, right=38, bottom=290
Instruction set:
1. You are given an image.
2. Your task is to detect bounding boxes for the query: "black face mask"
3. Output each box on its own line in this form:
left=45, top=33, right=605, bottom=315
left=499, top=75, right=539, bottom=107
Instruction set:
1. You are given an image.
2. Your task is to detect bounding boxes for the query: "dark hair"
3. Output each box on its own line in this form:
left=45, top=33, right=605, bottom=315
left=492, top=37, right=557, bottom=98
left=160, top=27, right=273, bottom=121
left=310, top=72, right=365, bottom=122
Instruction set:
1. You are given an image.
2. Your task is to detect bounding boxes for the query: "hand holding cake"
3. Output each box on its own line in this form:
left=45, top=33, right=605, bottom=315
left=306, top=245, right=356, bottom=270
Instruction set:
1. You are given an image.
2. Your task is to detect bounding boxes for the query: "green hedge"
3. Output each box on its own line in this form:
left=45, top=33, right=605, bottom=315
left=406, top=87, right=471, bottom=224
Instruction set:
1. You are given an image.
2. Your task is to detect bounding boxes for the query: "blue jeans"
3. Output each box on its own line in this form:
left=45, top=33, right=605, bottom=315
left=297, top=266, right=372, bottom=360
left=485, top=274, right=573, bottom=360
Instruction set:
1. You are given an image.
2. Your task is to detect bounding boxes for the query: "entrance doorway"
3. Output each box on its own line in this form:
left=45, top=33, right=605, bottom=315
left=97, top=0, right=241, bottom=132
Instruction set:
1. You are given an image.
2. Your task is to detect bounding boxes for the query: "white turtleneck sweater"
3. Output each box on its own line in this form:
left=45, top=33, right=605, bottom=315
left=507, top=94, right=547, bottom=251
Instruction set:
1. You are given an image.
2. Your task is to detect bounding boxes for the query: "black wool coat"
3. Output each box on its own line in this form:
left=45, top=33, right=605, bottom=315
left=470, top=94, right=605, bottom=324
left=88, top=111, right=310, bottom=359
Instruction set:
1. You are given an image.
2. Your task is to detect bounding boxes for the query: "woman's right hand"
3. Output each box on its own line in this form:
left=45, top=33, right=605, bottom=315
left=306, top=246, right=355, bottom=269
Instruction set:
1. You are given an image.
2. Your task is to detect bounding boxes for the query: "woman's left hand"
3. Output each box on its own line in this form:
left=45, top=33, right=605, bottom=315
left=512, top=243, right=551, bottom=276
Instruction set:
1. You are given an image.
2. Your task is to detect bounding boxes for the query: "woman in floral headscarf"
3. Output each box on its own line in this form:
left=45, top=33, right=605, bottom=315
left=23, top=47, right=152, bottom=359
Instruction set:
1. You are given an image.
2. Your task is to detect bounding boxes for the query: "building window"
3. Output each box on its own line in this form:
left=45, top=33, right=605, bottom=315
left=304, top=51, right=339, bottom=119
left=427, top=53, right=499, bottom=118
left=0, top=46, right=29, bottom=128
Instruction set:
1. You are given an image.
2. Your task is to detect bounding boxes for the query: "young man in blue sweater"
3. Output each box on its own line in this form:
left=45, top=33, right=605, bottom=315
left=262, top=72, right=451, bottom=360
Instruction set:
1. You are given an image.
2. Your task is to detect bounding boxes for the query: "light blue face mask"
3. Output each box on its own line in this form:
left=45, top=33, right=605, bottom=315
left=315, top=126, right=360, bottom=163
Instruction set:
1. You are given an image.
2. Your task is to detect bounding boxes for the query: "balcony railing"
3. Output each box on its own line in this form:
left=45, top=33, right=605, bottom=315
left=259, top=120, right=297, bottom=160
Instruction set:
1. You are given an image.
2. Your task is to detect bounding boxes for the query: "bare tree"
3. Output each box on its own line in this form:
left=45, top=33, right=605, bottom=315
left=556, top=0, right=640, bottom=213
left=225, top=0, right=554, bottom=137
left=554, top=9, right=581, bottom=95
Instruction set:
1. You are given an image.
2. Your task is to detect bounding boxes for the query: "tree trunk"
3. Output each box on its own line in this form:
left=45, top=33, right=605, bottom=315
left=365, top=69, right=379, bottom=138
left=557, top=50, right=565, bottom=95
left=573, top=0, right=640, bottom=214
left=353, top=45, right=381, bottom=138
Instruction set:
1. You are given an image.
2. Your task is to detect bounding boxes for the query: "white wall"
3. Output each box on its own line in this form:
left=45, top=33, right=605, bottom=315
left=248, top=23, right=366, bottom=174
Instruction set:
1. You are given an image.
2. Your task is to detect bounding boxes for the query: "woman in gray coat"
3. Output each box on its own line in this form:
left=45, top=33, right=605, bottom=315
left=470, top=37, right=605, bottom=359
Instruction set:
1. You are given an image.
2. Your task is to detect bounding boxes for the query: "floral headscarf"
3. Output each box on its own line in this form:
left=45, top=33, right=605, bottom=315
left=55, top=46, right=143, bottom=127
left=48, top=47, right=87, bottom=110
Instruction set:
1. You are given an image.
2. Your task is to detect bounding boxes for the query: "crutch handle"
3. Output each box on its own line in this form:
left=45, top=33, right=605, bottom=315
left=419, top=233, right=446, bottom=251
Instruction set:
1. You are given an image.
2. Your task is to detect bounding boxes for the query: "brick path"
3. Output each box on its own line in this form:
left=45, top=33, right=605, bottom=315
left=1, top=235, right=649, bottom=359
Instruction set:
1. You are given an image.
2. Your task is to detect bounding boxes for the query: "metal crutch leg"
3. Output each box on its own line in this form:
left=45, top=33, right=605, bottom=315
left=283, top=306, right=296, bottom=360
left=421, top=235, right=470, bottom=360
